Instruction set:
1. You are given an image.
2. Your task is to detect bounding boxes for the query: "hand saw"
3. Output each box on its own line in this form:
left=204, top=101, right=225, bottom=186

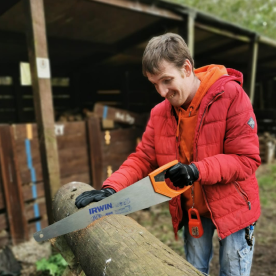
left=33, top=160, right=191, bottom=242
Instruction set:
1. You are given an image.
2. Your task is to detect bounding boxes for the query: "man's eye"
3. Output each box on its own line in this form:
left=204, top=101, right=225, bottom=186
left=164, top=79, right=171, bottom=84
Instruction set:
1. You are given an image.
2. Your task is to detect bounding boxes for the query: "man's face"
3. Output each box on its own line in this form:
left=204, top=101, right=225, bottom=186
left=146, top=60, right=193, bottom=107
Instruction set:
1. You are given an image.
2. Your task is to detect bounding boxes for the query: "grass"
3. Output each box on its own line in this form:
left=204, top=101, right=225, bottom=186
left=257, top=163, right=276, bottom=207
left=35, top=254, right=67, bottom=276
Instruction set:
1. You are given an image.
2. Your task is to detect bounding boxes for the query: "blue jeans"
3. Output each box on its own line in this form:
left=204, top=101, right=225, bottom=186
left=183, top=217, right=255, bottom=276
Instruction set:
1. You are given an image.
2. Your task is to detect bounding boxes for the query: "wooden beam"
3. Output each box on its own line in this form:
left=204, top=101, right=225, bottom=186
left=90, top=0, right=182, bottom=20
left=0, top=126, right=28, bottom=244
left=259, top=35, right=276, bottom=48
left=246, top=38, right=259, bottom=104
left=195, top=22, right=251, bottom=42
left=23, top=0, right=61, bottom=224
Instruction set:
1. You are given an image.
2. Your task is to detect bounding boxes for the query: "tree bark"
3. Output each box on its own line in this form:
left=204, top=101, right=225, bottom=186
left=52, top=182, right=202, bottom=276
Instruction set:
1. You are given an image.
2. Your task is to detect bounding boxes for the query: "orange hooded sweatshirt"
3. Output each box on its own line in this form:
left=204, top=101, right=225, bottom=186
left=174, top=64, right=228, bottom=217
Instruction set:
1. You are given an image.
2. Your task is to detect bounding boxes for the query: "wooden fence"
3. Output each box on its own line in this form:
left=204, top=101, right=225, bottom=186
left=0, top=104, right=146, bottom=247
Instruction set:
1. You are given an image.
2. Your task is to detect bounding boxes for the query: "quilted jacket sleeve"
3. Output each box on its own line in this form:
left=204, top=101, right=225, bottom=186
left=102, top=110, right=158, bottom=192
left=194, top=81, right=261, bottom=185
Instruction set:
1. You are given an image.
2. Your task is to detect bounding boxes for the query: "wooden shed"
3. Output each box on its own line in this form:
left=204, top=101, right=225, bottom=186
left=1, top=0, right=276, bottom=121
left=0, top=0, right=276, bottom=247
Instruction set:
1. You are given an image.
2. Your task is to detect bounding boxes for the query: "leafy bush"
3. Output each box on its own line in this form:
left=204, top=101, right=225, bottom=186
left=36, top=254, right=67, bottom=276
left=167, top=0, right=276, bottom=40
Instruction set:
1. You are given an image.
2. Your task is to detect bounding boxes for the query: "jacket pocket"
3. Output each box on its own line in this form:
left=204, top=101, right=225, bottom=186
left=233, top=182, right=251, bottom=210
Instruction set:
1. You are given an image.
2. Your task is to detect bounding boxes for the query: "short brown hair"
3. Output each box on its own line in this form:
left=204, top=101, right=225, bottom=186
left=142, top=33, right=194, bottom=76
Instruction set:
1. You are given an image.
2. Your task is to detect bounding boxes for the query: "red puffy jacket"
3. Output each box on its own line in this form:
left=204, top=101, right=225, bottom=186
left=103, top=68, right=261, bottom=240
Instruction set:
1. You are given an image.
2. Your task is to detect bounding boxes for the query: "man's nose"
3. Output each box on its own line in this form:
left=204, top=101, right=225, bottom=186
left=158, top=85, right=168, bottom=97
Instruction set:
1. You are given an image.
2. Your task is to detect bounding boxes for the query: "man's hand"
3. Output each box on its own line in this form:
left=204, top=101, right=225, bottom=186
left=75, top=188, right=116, bottom=208
left=166, top=163, right=199, bottom=188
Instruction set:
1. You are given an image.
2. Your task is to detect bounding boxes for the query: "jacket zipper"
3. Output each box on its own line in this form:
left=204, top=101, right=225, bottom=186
left=195, top=91, right=224, bottom=240
left=175, top=136, right=179, bottom=160
left=233, top=181, right=251, bottom=210
left=173, top=110, right=180, bottom=161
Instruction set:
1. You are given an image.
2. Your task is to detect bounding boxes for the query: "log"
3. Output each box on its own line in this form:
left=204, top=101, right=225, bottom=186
left=52, top=182, right=201, bottom=276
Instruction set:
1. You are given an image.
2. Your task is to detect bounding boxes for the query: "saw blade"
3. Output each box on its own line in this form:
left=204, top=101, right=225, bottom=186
left=33, top=176, right=171, bottom=242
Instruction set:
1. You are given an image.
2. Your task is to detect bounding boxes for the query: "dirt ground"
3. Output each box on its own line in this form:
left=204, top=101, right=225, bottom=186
left=128, top=203, right=276, bottom=276
left=10, top=238, right=51, bottom=275
left=10, top=163, right=276, bottom=276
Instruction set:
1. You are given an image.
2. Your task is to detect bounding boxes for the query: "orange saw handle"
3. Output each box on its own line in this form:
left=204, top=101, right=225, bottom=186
left=149, top=160, right=191, bottom=198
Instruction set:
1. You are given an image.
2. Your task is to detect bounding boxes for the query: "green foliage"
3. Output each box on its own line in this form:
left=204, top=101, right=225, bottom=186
left=166, top=0, right=276, bottom=40
left=257, top=164, right=276, bottom=207
left=36, top=254, right=68, bottom=276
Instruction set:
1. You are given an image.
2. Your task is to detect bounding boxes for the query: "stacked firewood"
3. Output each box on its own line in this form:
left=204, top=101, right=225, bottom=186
left=259, top=132, right=276, bottom=164
left=56, top=108, right=93, bottom=122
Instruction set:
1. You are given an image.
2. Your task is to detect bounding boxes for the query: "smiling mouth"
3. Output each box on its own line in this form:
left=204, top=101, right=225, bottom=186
left=168, top=92, right=176, bottom=99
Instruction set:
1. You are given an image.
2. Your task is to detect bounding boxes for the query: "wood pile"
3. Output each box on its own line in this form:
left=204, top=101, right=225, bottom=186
left=259, top=132, right=276, bottom=164
left=57, top=109, right=83, bottom=122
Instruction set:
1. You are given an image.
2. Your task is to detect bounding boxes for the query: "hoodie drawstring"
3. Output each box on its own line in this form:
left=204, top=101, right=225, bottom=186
left=189, top=106, right=193, bottom=117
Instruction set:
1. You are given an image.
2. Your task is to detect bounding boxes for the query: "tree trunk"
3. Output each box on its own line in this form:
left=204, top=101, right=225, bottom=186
left=52, top=182, right=202, bottom=276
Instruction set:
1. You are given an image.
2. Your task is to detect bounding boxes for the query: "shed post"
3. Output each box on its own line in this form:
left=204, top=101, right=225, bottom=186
left=23, top=0, right=60, bottom=224
left=247, top=37, right=259, bottom=104
left=178, top=12, right=195, bottom=58
left=187, top=12, right=195, bottom=58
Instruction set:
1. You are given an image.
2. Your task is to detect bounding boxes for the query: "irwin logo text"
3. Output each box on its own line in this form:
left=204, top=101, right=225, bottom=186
left=89, top=203, right=113, bottom=215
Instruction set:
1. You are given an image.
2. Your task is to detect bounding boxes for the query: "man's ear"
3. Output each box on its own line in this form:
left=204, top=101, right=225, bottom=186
left=183, top=60, right=193, bottom=77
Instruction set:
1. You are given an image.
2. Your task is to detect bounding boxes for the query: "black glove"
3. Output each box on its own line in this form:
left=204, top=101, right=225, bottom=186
left=166, top=163, right=199, bottom=188
left=75, top=188, right=116, bottom=208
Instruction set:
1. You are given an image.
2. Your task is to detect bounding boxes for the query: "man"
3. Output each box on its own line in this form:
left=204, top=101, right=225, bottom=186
left=76, top=33, right=261, bottom=276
